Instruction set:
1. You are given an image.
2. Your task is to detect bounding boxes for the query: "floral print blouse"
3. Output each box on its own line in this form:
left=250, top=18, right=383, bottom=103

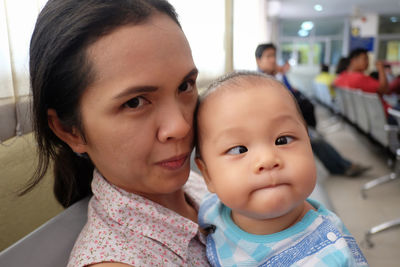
left=67, top=169, right=210, bottom=266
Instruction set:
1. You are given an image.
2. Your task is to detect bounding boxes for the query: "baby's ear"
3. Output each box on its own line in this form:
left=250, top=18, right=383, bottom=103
left=195, top=158, right=215, bottom=193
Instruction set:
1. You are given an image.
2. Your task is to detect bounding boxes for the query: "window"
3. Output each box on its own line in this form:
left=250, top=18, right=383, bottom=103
left=330, top=40, right=343, bottom=66
left=378, top=40, right=400, bottom=62
left=379, top=15, right=400, bottom=34
left=313, top=42, right=325, bottom=65
left=314, top=19, right=344, bottom=36
left=0, top=0, right=47, bottom=142
left=281, top=20, right=304, bottom=37
left=281, top=42, right=311, bottom=65
left=377, top=14, right=400, bottom=64
left=281, top=42, right=294, bottom=64
left=279, top=18, right=345, bottom=66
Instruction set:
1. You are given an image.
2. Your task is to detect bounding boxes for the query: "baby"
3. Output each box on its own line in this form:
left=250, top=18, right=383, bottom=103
left=195, top=71, right=367, bottom=266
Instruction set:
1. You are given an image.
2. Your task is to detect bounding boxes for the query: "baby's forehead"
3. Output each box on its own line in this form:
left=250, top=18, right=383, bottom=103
left=201, top=76, right=290, bottom=105
left=197, top=75, right=305, bottom=126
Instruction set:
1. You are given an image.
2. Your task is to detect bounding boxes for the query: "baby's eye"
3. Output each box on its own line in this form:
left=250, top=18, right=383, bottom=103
left=123, top=96, right=148, bottom=109
left=275, top=136, right=294, bottom=145
left=178, top=79, right=195, bottom=93
left=227, top=146, right=248, bottom=155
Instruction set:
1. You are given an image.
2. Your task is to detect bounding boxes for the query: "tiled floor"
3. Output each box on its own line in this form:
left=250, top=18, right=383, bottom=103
left=315, top=104, right=400, bottom=267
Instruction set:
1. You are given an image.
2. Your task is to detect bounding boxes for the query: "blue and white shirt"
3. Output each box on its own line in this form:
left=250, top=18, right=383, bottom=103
left=198, top=194, right=368, bottom=267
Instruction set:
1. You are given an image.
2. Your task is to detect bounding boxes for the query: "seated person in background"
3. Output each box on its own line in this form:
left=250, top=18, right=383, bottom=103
left=387, top=74, right=400, bottom=111
left=384, top=63, right=396, bottom=83
left=255, top=43, right=370, bottom=177
left=195, top=71, right=368, bottom=267
left=256, top=43, right=317, bottom=127
left=334, top=48, right=397, bottom=124
left=370, top=69, right=400, bottom=94
left=314, top=64, right=336, bottom=99
left=334, top=48, right=389, bottom=94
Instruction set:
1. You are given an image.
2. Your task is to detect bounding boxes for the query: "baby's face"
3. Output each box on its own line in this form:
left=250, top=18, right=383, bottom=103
left=196, top=81, right=316, bottom=221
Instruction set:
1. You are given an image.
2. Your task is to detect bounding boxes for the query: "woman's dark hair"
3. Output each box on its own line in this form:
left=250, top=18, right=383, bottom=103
left=335, top=57, right=349, bottom=74
left=22, top=0, right=180, bottom=208
left=370, top=71, right=379, bottom=80
left=320, top=64, right=329, bottom=73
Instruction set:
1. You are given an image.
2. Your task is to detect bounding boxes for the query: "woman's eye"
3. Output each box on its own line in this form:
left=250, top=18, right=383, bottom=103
left=178, top=80, right=195, bottom=93
left=227, top=146, right=248, bottom=155
left=275, top=136, right=294, bottom=145
left=124, top=96, right=147, bottom=109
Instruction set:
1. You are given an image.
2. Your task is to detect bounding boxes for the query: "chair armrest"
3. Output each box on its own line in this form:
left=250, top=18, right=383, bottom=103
left=0, top=196, right=90, bottom=267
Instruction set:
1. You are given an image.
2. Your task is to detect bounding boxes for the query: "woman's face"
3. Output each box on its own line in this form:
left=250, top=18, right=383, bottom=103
left=77, top=14, right=198, bottom=199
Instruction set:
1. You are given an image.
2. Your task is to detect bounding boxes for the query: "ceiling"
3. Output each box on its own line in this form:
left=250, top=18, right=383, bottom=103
left=272, top=0, right=400, bottom=19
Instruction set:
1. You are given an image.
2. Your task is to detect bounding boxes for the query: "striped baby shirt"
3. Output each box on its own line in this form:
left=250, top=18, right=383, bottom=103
left=198, top=194, right=368, bottom=267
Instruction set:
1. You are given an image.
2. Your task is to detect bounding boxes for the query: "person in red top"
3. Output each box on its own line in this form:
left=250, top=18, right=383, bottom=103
left=334, top=48, right=393, bottom=120
left=334, top=48, right=389, bottom=93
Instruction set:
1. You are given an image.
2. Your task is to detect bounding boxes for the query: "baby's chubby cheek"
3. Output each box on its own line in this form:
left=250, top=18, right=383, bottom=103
left=214, top=182, right=250, bottom=205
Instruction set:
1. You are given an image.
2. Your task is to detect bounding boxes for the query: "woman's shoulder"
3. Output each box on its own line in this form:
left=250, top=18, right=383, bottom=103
left=67, top=198, right=134, bottom=266
left=67, top=198, right=168, bottom=267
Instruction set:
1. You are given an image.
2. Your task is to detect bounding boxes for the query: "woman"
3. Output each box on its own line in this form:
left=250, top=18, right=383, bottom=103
left=25, top=0, right=210, bottom=266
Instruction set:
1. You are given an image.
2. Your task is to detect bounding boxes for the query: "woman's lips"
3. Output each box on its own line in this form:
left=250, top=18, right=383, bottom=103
left=157, top=154, right=189, bottom=170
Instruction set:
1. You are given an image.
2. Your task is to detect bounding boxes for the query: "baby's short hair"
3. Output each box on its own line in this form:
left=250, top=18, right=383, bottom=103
left=198, top=71, right=302, bottom=117
left=199, top=70, right=278, bottom=103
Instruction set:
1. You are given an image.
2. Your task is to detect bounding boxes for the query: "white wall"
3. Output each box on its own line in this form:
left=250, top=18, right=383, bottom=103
left=233, top=0, right=271, bottom=70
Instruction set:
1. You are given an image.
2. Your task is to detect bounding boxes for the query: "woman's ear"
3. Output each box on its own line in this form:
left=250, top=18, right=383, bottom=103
left=47, top=109, right=87, bottom=153
left=195, top=157, right=215, bottom=193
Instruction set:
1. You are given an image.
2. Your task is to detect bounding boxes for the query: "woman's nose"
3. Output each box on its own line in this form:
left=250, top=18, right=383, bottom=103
left=157, top=103, right=192, bottom=143
left=254, top=150, right=282, bottom=173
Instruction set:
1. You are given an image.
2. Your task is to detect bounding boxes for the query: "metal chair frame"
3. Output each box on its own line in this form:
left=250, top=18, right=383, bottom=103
left=361, top=107, right=400, bottom=247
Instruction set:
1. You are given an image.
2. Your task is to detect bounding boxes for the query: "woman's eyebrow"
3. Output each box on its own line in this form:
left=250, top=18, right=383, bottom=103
left=113, top=68, right=198, bottom=100
left=182, top=68, right=199, bottom=81
left=113, top=86, right=158, bottom=100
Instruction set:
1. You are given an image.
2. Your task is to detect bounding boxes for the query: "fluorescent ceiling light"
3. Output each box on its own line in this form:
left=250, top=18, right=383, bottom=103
left=314, top=4, right=323, bottom=12
left=298, top=29, right=309, bottom=37
left=301, top=21, right=314, bottom=31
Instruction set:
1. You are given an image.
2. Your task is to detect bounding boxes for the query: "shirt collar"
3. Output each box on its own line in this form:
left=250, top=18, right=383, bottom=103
left=91, top=169, right=199, bottom=261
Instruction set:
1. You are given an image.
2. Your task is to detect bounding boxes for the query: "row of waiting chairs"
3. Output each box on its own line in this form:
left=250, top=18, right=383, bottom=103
left=314, top=82, right=398, bottom=149
left=314, top=82, right=400, bottom=248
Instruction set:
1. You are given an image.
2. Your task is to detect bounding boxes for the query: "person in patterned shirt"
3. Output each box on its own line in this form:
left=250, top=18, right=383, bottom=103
left=26, top=0, right=211, bottom=266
